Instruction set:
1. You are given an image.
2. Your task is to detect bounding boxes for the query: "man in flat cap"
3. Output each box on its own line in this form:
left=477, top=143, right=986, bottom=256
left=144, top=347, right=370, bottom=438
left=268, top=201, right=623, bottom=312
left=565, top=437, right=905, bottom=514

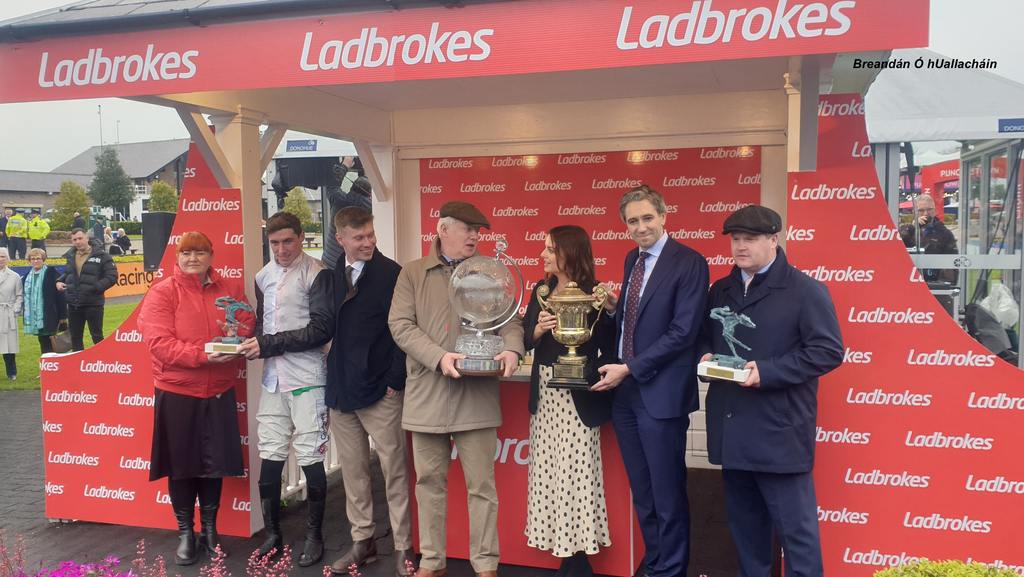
left=389, top=200, right=524, bottom=577
left=699, top=205, right=843, bottom=577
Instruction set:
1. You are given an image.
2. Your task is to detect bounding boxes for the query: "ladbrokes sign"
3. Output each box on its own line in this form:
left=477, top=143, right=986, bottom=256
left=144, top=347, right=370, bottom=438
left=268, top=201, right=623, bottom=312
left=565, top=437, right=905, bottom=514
left=0, top=0, right=928, bottom=103
left=789, top=94, right=1024, bottom=574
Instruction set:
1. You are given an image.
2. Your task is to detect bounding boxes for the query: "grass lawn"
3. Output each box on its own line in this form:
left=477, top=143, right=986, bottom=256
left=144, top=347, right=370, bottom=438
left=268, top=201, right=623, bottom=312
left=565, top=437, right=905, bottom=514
left=1, top=302, right=140, bottom=391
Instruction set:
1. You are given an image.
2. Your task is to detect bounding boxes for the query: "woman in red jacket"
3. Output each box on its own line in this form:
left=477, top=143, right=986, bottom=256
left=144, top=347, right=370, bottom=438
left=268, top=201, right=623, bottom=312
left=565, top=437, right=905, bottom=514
left=139, top=231, right=254, bottom=565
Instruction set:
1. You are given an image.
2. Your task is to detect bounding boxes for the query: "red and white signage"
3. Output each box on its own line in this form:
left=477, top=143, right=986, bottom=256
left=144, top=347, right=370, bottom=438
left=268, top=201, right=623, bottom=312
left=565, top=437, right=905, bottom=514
left=40, top=144, right=254, bottom=536
left=419, top=146, right=763, bottom=290
left=789, top=94, right=1024, bottom=575
left=0, top=0, right=928, bottom=103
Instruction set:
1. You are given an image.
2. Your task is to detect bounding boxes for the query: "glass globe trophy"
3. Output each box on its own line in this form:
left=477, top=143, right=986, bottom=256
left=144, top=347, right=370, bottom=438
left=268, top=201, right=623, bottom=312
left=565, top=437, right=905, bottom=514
left=449, top=240, right=526, bottom=376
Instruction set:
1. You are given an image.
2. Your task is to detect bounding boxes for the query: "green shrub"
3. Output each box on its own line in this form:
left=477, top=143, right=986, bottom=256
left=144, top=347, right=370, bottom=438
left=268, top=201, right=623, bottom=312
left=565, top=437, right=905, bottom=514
left=112, top=221, right=143, bottom=235
left=876, top=560, right=1019, bottom=577
left=302, top=222, right=322, bottom=234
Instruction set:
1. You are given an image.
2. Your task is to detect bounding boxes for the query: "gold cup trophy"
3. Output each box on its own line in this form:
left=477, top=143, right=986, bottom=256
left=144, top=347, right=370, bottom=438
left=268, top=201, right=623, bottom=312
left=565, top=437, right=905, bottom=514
left=536, top=282, right=608, bottom=390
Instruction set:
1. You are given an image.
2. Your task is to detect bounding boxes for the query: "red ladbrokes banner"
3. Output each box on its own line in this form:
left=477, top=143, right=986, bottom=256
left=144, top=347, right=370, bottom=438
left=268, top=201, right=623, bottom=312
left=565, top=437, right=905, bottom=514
left=40, top=143, right=254, bottom=536
left=789, top=95, right=1024, bottom=574
left=420, top=146, right=760, bottom=576
left=0, top=0, right=927, bottom=103
left=419, top=146, right=762, bottom=291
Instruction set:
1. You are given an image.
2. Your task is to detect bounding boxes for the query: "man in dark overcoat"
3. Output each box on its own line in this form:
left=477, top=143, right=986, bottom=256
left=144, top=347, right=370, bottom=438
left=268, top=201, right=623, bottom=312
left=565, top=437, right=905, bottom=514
left=700, top=205, right=843, bottom=577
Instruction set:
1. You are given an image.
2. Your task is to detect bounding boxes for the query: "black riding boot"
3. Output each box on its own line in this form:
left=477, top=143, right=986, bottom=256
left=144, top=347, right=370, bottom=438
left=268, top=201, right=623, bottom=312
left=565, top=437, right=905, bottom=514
left=256, top=480, right=284, bottom=558
left=297, top=484, right=327, bottom=566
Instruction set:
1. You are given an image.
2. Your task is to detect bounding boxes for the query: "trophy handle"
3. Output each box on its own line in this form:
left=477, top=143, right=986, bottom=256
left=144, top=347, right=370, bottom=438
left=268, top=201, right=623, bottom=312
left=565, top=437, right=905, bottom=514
left=536, top=284, right=551, bottom=311
left=486, top=245, right=527, bottom=334
left=588, top=285, right=609, bottom=335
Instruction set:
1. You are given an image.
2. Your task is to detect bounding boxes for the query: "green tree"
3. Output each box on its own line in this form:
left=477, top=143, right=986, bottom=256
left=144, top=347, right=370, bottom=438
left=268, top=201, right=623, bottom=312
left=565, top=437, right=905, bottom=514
left=89, top=147, right=134, bottom=216
left=283, top=186, right=313, bottom=226
left=148, top=180, right=179, bottom=212
left=52, top=181, right=91, bottom=231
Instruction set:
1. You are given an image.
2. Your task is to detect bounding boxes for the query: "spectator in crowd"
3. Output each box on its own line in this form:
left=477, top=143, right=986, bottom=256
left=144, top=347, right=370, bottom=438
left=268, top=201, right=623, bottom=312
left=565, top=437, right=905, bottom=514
left=236, top=212, right=331, bottom=567
left=22, top=248, right=66, bottom=355
left=27, top=209, right=50, bottom=251
left=72, top=211, right=86, bottom=231
left=139, top=231, right=254, bottom=565
left=389, top=201, right=524, bottom=577
left=115, top=228, right=132, bottom=254
left=594, top=185, right=709, bottom=577
left=521, top=225, right=614, bottom=577
left=6, top=209, right=28, bottom=260
left=0, top=248, right=22, bottom=380
left=900, top=194, right=958, bottom=283
left=322, top=156, right=372, bottom=269
left=321, top=207, right=412, bottom=577
left=56, top=229, right=117, bottom=351
left=91, top=216, right=106, bottom=250
left=700, top=205, right=843, bottom=577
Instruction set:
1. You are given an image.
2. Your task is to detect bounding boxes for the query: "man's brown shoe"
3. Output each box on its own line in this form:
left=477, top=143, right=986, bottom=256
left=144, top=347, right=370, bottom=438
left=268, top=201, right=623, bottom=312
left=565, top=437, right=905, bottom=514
left=395, top=549, right=416, bottom=577
left=413, top=568, right=447, bottom=577
left=330, top=538, right=378, bottom=574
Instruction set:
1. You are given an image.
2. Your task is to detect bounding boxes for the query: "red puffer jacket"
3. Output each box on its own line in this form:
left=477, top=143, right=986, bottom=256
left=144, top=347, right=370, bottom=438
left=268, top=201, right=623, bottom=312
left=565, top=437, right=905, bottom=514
left=139, top=265, right=254, bottom=398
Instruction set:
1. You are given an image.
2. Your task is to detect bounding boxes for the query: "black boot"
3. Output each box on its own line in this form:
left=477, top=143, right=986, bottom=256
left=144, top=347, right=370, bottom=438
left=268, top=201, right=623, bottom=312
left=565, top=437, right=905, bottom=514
left=200, top=504, right=227, bottom=558
left=256, top=481, right=284, bottom=558
left=172, top=505, right=198, bottom=566
left=298, top=485, right=327, bottom=567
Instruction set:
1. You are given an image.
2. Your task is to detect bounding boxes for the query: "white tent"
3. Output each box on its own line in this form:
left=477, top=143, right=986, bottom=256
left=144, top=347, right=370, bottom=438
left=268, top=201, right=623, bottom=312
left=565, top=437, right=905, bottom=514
left=866, top=48, right=1024, bottom=143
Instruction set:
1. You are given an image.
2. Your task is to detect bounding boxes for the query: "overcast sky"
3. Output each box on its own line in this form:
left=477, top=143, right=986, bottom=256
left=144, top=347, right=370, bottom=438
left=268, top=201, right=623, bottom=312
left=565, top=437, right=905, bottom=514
left=0, top=0, right=1022, bottom=172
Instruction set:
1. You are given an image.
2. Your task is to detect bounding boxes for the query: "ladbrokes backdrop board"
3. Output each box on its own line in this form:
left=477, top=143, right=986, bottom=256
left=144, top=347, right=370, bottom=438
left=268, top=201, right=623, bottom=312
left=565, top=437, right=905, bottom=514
left=789, top=95, right=1024, bottom=574
left=419, top=147, right=761, bottom=576
left=40, top=143, right=254, bottom=536
left=420, top=146, right=763, bottom=290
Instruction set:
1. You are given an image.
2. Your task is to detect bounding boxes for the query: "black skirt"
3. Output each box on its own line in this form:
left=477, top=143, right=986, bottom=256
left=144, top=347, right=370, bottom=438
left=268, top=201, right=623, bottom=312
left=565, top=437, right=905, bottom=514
left=149, top=387, right=245, bottom=481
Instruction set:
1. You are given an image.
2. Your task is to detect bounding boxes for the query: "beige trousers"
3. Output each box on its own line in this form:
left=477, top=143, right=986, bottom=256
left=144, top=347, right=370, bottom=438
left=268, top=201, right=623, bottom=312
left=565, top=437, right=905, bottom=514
left=412, top=427, right=499, bottom=573
left=330, top=393, right=413, bottom=548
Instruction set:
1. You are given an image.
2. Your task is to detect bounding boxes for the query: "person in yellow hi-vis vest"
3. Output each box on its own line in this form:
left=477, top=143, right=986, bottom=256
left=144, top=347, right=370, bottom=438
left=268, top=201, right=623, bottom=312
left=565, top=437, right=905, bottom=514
left=4, top=210, right=28, bottom=260
left=27, top=210, right=51, bottom=253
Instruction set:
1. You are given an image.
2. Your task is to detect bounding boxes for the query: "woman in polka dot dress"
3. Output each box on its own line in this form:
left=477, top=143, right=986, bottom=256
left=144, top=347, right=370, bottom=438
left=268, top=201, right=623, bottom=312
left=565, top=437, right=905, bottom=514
left=522, top=225, right=615, bottom=577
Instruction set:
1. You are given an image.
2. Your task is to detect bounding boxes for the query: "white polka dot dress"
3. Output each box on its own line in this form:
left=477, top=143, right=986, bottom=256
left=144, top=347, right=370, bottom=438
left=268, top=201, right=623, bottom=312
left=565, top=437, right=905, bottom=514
left=525, top=364, right=611, bottom=557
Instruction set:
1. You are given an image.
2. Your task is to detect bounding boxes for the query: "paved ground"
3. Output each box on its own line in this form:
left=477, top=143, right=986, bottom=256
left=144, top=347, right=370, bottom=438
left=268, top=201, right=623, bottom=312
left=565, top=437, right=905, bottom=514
left=0, top=390, right=737, bottom=576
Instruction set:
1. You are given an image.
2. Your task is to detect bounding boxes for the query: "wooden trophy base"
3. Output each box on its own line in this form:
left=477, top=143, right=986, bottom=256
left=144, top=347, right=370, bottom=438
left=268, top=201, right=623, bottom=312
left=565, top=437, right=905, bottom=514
left=456, top=357, right=504, bottom=377
left=547, top=361, right=592, bottom=390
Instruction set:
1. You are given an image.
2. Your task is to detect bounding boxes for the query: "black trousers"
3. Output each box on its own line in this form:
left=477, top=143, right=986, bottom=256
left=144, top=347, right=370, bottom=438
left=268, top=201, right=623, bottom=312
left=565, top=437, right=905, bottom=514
left=3, top=353, right=14, bottom=378
left=68, top=304, right=104, bottom=351
left=8, top=237, right=26, bottom=260
left=38, top=335, right=53, bottom=354
left=30, top=239, right=46, bottom=250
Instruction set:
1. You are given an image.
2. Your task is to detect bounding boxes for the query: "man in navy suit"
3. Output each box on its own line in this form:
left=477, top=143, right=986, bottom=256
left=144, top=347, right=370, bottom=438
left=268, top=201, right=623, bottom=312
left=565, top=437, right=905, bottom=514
left=700, top=206, right=843, bottom=577
left=594, top=184, right=709, bottom=577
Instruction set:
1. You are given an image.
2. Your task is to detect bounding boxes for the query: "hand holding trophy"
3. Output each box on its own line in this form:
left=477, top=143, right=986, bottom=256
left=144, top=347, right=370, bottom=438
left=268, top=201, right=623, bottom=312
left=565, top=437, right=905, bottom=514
left=205, top=296, right=254, bottom=354
left=536, top=282, right=608, bottom=389
left=698, top=305, right=756, bottom=382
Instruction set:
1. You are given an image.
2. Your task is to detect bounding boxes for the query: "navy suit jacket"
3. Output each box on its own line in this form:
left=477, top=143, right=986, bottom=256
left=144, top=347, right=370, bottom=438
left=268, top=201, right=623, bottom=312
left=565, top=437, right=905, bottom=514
left=615, top=236, right=709, bottom=419
left=701, top=248, right=844, bottom=473
left=326, top=248, right=407, bottom=412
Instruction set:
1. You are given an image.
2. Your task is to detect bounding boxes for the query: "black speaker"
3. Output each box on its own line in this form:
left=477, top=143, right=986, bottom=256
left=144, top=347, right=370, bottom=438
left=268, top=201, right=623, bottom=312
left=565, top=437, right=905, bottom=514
left=142, top=212, right=176, bottom=271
